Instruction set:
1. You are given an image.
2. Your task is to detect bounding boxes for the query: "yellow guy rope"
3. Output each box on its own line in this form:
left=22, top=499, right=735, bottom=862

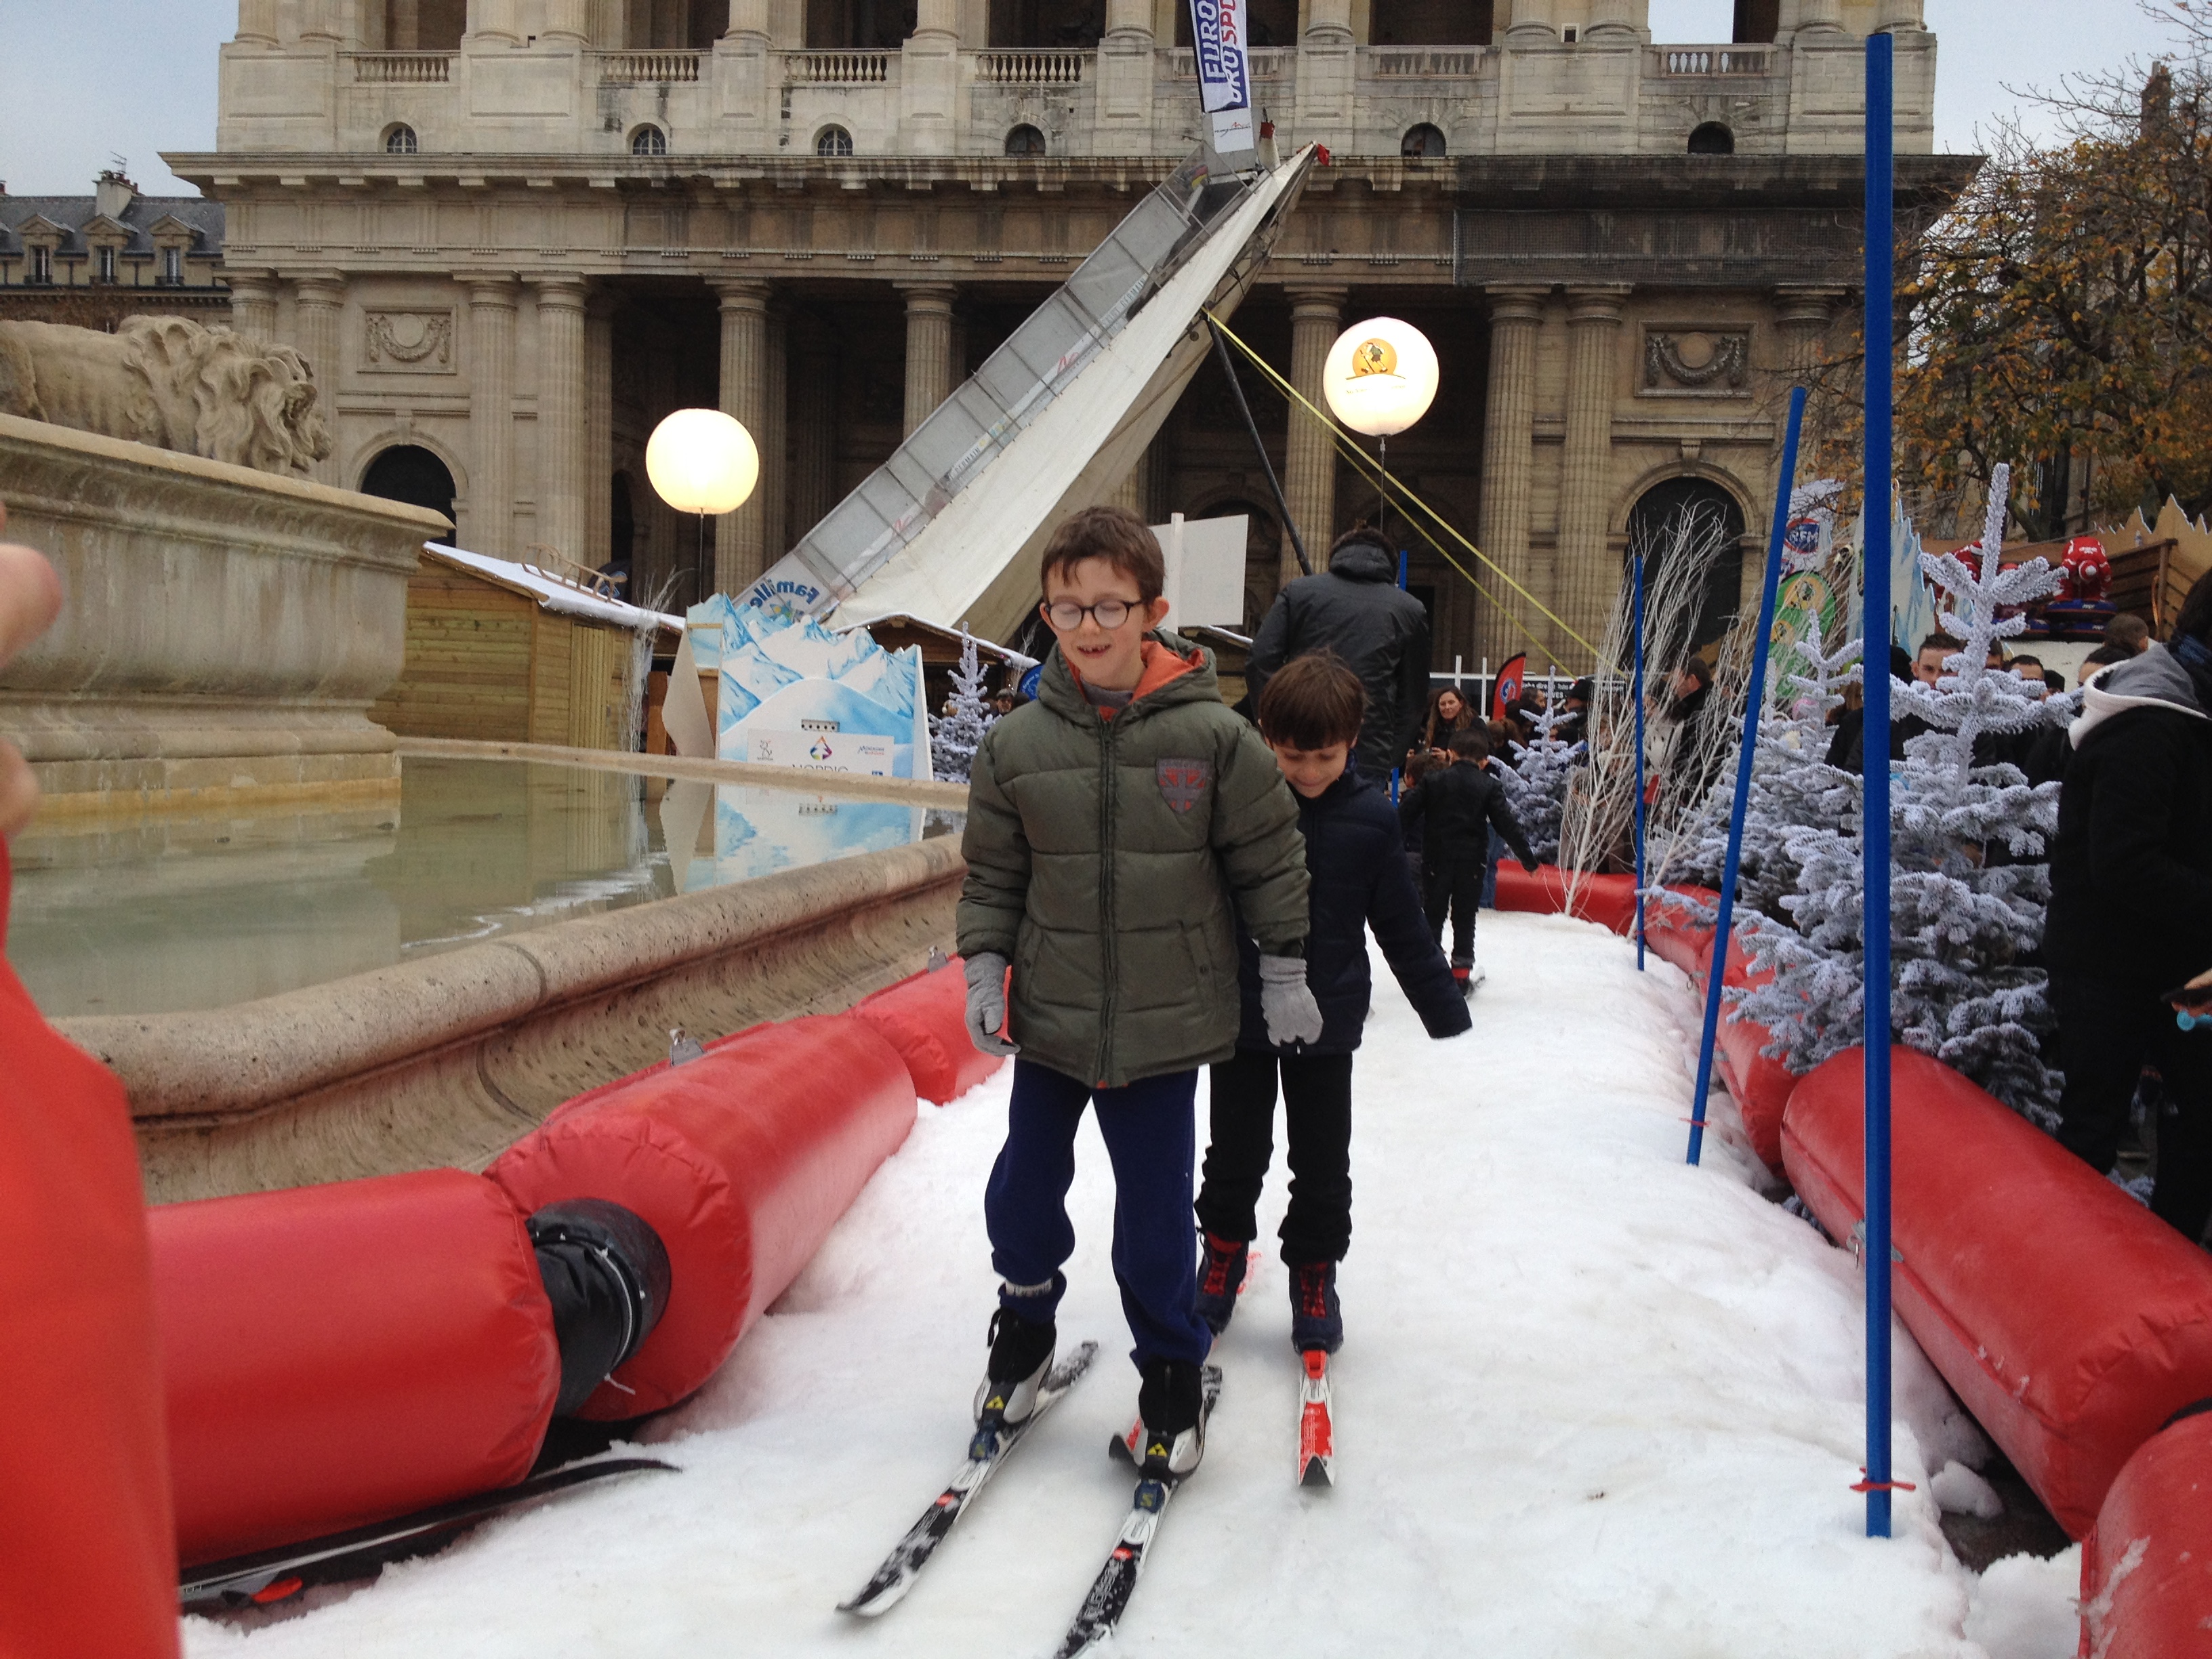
left=1204, top=309, right=1617, bottom=672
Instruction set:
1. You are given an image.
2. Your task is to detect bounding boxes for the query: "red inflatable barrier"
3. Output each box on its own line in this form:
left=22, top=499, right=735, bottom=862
left=1704, top=936, right=1795, bottom=1172
left=489, top=1014, right=916, bottom=1418
left=152, top=1167, right=559, bottom=1565
left=1782, top=1046, right=2212, bottom=1538
left=0, top=844, right=178, bottom=1658
left=1641, top=886, right=1718, bottom=978
left=1492, top=863, right=1641, bottom=935
left=2078, top=1408, right=2212, bottom=1658
left=848, top=959, right=1006, bottom=1105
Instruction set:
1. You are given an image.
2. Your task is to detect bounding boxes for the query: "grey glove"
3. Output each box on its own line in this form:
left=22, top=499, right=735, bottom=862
left=962, top=950, right=1019, bottom=1057
left=1258, top=953, right=1324, bottom=1049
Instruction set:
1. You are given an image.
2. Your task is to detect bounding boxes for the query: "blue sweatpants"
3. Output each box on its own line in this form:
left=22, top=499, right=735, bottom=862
left=985, top=1059, right=1213, bottom=1370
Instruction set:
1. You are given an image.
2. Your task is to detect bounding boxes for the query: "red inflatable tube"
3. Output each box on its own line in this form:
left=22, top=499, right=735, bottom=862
left=1492, top=863, right=1641, bottom=935
left=848, top=959, right=1006, bottom=1104
left=489, top=1014, right=916, bottom=1418
left=1782, top=1046, right=2212, bottom=1538
left=2078, top=1408, right=2212, bottom=1658
left=151, top=1168, right=560, bottom=1565
left=1706, top=936, right=1795, bottom=1172
left=0, top=845, right=178, bottom=1658
left=1641, top=886, right=1719, bottom=978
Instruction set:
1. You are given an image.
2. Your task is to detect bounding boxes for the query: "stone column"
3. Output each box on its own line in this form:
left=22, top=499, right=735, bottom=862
left=1283, top=285, right=1346, bottom=588
left=711, top=278, right=771, bottom=594
left=1107, top=451, right=1150, bottom=517
left=1774, top=285, right=1845, bottom=375
left=386, top=0, right=421, bottom=47
left=1875, top=0, right=1925, bottom=29
left=1475, top=285, right=1547, bottom=667
left=1556, top=285, right=1629, bottom=665
left=586, top=300, right=615, bottom=574
left=299, top=0, right=344, bottom=43
left=291, top=272, right=348, bottom=485
left=531, top=276, right=590, bottom=568
left=899, top=283, right=958, bottom=438
left=466, top=0, right=522, bottom=45
left=1791, top=0, right=1844, bottom=33
left=228, top=272, right=279, bottom=342
left=1584, top=0, right=1635, bottom=36
left=788, top=317, right=839, bottom=544
left=1502, top=0, right=1555, bottom=41
left=542, top=0, right=588, bottom=41
left=763, top=302, right=790, bottom=563
left=237, top=0, right=280, bottom=45
left=459, top=275, right=520, bottom=558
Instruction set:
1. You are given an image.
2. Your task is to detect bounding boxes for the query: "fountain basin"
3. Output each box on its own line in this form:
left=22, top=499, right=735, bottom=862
left=0, top=411, right=445, bottom=814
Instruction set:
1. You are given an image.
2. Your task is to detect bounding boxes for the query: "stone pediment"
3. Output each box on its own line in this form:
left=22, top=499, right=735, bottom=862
left=147, top=214, right=202, bottom=246
left=12, top=214, right=68, bottom=246
left=79, top=213, right=130, bottom=246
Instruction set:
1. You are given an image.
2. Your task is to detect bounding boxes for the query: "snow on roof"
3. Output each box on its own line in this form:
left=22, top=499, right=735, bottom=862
left=833, top=612, right=1038, bottom=669
left=423, top=544, right=683, bottom=634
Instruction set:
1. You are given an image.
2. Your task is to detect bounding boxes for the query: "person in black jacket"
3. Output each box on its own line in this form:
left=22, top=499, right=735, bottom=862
left=1399, top=726, right=1540, bottom=994
left=1191, top=653, right=1470, bottom=1354
left=1246, top=527, right=1431, bottom=783
left=2045, top=573, right=2212, bottom=1245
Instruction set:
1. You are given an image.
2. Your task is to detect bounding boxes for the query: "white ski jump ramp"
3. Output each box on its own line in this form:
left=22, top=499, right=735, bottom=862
left=740, top=146, right=1316, bottom=644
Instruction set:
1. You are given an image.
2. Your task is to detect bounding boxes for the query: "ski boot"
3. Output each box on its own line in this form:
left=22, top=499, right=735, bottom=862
left=974, top=1294, right=1057, bottom=1427
left=1289, top=1260, right=1343, bottom=1355
left=1134, top=1356, right=1206, bottom=1479
left=1452, top=960, right=1487, bottom=998
left=1192, top=1230, right=1249, bottom=1336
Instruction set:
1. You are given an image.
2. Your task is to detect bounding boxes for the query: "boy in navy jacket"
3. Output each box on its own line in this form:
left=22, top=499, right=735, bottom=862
left=1193, top=653, right=1472, bottom=1354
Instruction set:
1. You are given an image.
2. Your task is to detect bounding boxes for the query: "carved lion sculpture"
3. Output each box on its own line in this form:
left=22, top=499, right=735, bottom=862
left=0, top=316, right=333, bottom=476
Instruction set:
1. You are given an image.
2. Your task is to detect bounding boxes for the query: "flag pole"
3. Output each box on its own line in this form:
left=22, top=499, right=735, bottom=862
left=1686, top=386, right=1805, bottom=1168
left=1860, top=26, right=1898, bottom=1542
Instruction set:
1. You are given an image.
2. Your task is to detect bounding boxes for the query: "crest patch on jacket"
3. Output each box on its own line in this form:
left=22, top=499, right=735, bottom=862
left=1156, top=757, right=1212, bottom=813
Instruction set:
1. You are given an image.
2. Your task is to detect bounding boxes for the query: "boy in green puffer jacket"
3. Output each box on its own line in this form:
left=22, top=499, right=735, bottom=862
left=958, top=505, right=1317, bottom=1480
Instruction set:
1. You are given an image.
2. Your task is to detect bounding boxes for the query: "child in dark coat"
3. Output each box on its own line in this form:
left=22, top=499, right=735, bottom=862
left=1192, top=653, right=1471, bottom=1356
left=1399, top=726, right=1539, bottom=993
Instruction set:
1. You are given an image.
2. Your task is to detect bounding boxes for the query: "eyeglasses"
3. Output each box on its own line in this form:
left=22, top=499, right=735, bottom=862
left=1041, top=597, right=1140, bottom=631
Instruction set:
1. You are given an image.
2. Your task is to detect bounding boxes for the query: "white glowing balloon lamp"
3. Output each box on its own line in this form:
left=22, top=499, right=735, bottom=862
left=646, top=408, right=760, bottom=515
left=1322, top=318, right=1440, bottom=438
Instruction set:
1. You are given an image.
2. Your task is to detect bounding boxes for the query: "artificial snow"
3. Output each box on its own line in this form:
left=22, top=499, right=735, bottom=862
left=1931, top=1462, right=2005, bottom=1521
left=184, top=911, right=2077, bottom=1659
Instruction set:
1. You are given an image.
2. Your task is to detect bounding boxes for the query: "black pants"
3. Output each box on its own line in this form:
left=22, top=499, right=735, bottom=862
left=2051, top=973, right=2212, bottom=1246
left=1425, top=859, right=1484, bottom=968
left=1194, top=1048, right=1355, bottom=1266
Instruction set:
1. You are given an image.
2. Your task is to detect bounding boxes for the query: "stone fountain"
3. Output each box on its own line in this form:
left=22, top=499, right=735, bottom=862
left=0, top=316, right=445, bottom=814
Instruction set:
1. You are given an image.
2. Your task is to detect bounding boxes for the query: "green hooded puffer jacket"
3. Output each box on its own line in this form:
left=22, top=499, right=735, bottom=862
left=956, top=630, right=1310, bottom=1088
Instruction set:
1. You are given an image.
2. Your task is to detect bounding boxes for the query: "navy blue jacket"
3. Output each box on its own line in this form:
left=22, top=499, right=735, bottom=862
left=1234, top=766, right=1472, bottom=1053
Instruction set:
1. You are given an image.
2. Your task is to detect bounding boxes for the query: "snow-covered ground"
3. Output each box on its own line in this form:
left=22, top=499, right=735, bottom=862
left=186, top=910, right=2079, bottom=1658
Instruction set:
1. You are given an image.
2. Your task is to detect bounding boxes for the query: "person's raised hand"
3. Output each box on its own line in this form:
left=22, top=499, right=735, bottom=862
left=0, top=504, right=64, bottom=839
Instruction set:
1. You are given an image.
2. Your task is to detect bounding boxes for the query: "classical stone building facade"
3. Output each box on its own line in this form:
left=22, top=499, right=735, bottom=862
left=0, top=171, right=229, bottom=329
left=169, top=0, right=1964, bottom=670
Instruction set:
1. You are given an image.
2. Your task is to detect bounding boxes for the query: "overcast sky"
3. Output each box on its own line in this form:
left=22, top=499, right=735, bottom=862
left=0, top=0, right=2188, bottom=199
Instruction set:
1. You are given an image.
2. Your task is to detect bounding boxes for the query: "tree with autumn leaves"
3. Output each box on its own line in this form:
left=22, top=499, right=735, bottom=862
left=1804, top=3, right=2212, bottom=541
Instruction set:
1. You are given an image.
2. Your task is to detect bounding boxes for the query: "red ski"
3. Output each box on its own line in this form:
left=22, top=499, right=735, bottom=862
left=1297, top=1349, right=1334, bottom=1488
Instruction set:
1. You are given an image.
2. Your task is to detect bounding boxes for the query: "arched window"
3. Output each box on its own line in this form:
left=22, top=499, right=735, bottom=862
left=815, top=125, right=855, bottom=157
left=384, top=123, right=419, bottom=154
left=1626, top=477, right=1746, bottom=649
left=630, top=125, right=668, bottom=156
left=361, top=445, right=459, bottom=546
left=1687, top=121, right=1736, bottom=156
left=1401, top=123, right=1446, bottom=160
left=1005, top=124, right=1046, bottom=157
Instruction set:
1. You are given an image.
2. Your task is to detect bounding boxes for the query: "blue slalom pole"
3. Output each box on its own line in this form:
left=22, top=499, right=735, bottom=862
left=1632, top=550, right=1647, bottom=972
left=1861, top=28, right=1898, bottom=1542
left=1685, top=386, right=1805, bottom=1170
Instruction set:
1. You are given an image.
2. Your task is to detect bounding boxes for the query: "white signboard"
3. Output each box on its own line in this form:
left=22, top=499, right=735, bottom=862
left=1153, top=512, right=1250, bottom=630
left=741, top=729, right=896, bottom=776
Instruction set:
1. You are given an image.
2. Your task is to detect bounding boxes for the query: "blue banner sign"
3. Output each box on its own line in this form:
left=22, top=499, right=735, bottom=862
left=1187, top=0, right=1254, bottom=152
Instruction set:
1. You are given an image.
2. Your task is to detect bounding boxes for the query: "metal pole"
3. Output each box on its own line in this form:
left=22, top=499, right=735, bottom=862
left=1861, top=27, right=1898, bottom=1543
left=1687, top=385, right=1806, bottom=1170
left=1205, top=315, right=1311, bottom=577
left=1632, top=546, right=1647, bottom=972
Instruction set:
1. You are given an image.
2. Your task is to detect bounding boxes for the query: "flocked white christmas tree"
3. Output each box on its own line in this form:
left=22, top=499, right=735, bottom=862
left=1657, top=630, right=1863, bottom=922
left=928, top=630, right=999, bottom=785
left=1502, top=701, right=1584, bottom=865
left=1736, top=463, right=2068, bottom=1123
